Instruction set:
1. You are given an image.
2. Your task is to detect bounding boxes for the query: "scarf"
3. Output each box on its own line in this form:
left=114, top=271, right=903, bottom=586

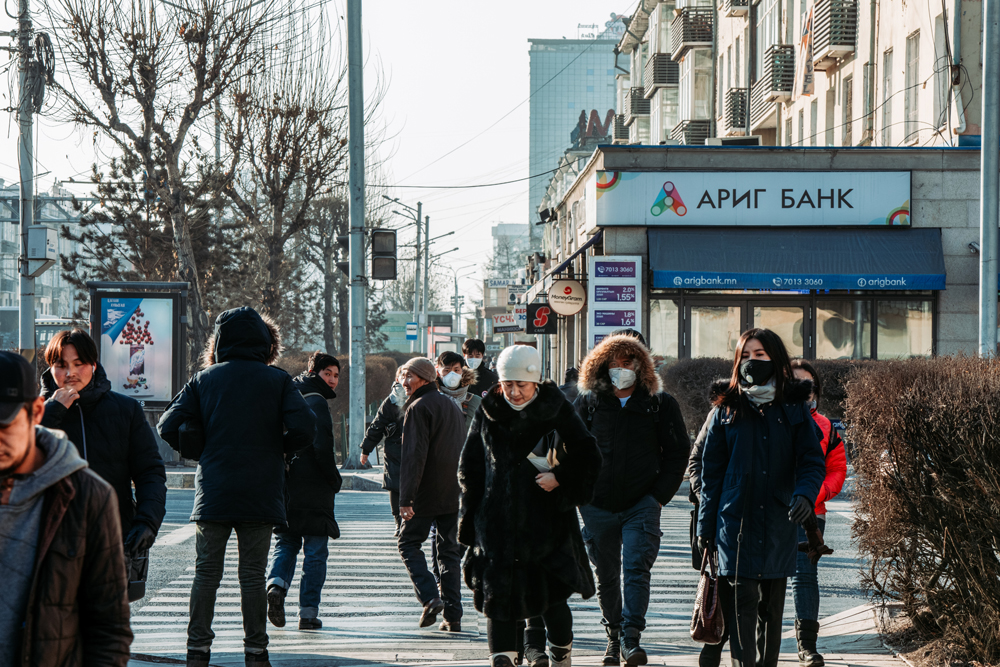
left=742, top=379, right=776, bottom=406
left=439, top=382, right=470, bottom=409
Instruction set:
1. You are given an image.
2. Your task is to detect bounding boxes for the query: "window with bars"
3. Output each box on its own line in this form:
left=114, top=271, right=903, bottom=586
left=843, top=75, right=854, bottom=145
left=905, top=32, right=920, bottom=143
left=882, top=49, right=893, bottom=146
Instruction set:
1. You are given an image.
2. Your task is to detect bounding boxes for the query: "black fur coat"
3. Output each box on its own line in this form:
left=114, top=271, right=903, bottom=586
left=458, top=381, right=601, bottom=621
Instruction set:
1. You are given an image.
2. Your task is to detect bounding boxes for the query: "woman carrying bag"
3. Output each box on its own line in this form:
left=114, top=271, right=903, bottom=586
left=695, top=329, right=826, bottom=667
left=459, top=345, right=602, bottom=667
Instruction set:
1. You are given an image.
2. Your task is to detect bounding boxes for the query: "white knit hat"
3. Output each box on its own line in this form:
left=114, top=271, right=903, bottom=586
left=496, top=345, right=541, bottom=383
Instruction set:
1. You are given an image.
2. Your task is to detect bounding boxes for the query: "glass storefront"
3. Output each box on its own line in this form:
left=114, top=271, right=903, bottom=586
left=648, top=291, right=935, bottom=360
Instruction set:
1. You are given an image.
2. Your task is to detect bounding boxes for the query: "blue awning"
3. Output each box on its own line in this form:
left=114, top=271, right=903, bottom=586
left=649, top=228, right=946, bottom=291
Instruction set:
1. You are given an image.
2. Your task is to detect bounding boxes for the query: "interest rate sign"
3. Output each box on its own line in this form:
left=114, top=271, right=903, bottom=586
left=588, top=255, right=643, bottom=349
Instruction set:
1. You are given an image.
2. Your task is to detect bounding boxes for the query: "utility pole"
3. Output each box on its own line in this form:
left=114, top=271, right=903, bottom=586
left=17, top=0, right=34, bottom=360
left=345, top=0, right=365, bottom=468
left=421, top=214, right=430, bottom=356
left=411, top=201, right=422, bottom=353
left=980, top=0, right=1000, bottom=356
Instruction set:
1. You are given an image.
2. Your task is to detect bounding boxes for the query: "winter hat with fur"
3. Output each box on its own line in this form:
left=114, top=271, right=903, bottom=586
left=496, top=345, right=541, bottom=383
left=401, top=357, right=438, bottom=383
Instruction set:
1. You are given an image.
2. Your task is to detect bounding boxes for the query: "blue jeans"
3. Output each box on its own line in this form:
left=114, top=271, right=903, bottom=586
left=791, top=515, right=826, bottom=621
left=266, top=533, right=329, bottom=619
left=579, top=494, right=662, bottom=632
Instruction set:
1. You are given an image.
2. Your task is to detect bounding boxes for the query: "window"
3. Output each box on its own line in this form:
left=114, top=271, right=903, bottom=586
left=727, top=45, right=733, bottom=90
left=810, top=99, right=818, bottom=145
left=719, top=55, right=725, bottom=116
left=607, top=69, right=614, bottom=75
left=649, top=299, right=680, bottom=361
left=785, top=117, right=793, bottom=145
left=798, top=108, right=804, bottom=145
left=568, top=102, right=575, bottom=109
left=756, top=0, right=780, bottom=75
left=587, top=85, right=595, bottom=92
left=825, top=86, right=836, bottom=145
left=882, top=49, right=893, bottom=145
left=659, top=87, right=680, bottom=136
left=587, top=69, right=595, bottom=76
left=817, top=300, right=871, bottom=359
left=878, top=300, right=933, bottom=358
left=843, top=75, right=854, bottom=145
left=735, top=37, right=741, bottom=87
left=905, top=31, right=920, bottom=143
left=679, top=50, right=713, bottom=120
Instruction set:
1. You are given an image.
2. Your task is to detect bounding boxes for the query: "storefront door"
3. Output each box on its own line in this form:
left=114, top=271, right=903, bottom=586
left=683, top=299, right=810, bottom=359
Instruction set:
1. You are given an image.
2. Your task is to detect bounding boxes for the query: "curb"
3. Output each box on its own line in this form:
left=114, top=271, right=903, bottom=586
left=340, top=473, right=386, bottom=492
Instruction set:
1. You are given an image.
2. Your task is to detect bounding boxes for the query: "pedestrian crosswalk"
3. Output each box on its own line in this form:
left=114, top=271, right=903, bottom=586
left=130, top=494, right=726, bottom=660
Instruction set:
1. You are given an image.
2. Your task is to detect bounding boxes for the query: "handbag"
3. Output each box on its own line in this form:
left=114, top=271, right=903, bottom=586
left=690, top=548, right=726, bottom=644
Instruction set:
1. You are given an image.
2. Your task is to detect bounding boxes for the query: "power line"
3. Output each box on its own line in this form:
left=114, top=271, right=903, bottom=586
left=388, top=167, right=560, bottom=190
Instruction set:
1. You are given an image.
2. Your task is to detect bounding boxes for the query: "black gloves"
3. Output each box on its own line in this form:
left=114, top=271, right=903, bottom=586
left=125, top=523, right=157, bottom=556
left=788, top=495, right=815, bottom=526
left=697, top=535, right=715, bottom=552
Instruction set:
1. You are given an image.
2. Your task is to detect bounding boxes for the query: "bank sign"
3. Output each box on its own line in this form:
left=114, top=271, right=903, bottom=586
left=589, top=171, right=910, bottom=227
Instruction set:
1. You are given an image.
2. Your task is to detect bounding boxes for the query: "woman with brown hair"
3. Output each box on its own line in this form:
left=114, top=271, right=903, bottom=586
left=695, top=328, right=826, bottom=667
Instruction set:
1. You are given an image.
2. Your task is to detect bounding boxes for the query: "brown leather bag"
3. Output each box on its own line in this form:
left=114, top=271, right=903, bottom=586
left=690, top=549, right=726, bottom=644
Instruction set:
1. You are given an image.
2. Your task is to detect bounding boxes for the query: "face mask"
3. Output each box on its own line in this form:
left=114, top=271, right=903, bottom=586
left=807, top=399, right=817, bottom=411
left=465, top=357, right=482, bottom=370
left=504, top=390, right=537, bottom=412
left=442, top=371, right=462, bottom=389
left=608, top=368, right=636, bottom=390
left=739, top=359, right=775, bottom=387
left=388, top=383, right=406, bottom=405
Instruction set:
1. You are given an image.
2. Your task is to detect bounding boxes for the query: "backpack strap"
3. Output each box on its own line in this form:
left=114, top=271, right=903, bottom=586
left=648, top=393, right=661, bottom=424
left=583, top=394, right=597, bottom=430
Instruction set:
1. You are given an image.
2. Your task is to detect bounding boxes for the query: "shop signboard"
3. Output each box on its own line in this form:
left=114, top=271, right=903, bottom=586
left=589, top=170, right=910, bottom=227
left=507, top=284, right=528, bottom=304
left=405, top=322, right=418, bottom=340
left=90, top=290, right=185, bottom=408
left=589, top=255, right=642, bottom=349
left=526, top=303, right=558, bottom=334
left=487, top=278, right=520, bottom=288
left=492, top=312, right=523, bottom=333
left=548, top=279, right=586, bottom=316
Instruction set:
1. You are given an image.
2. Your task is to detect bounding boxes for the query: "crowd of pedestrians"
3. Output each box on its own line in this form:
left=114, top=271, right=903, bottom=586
left=0, top=306, right=844, bottom=667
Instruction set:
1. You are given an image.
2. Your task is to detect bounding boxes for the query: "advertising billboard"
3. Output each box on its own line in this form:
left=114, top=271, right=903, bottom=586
left=589, top=255, right=643, bottom=349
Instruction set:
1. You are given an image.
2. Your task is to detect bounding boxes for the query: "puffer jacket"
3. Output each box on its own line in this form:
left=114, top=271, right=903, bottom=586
left=361, top=396, right=402, bottom=491
left=697, top=378, right=826, bottom=579
left=40, top=363, right=166, bottom=538
left=810, top=408, right=847, bottom=515
left=18, top=427, right=132, bottom=667
left=157, top=307, right=316, bottom=525
left=459, top=381, right=601, bottom=621
left=280, top=372, right=342, bottom=538
left=576, top=334, right=691, bottom=513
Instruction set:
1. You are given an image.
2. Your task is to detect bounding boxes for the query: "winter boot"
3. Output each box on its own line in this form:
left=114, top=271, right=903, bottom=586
left=796, top=620, right=825, bottom=667
left=245, top=650, right=272, bottom=667
left=439, top=620, right=461, bottom=632
left=548, top=641, right=572, bottom=667
left=620, top=628, right=648, bottom=666
left=523, top=623, right=549, bottom=667
left=419, top=597, right=445, bottom=627
left=266, top=585, right=286, bottom=628
left=299, top=617, right=322, bottom=630
left=492, top=653, right=519, bottom=667
left=602, top=625, right=621, bottom=666
left=185, top=649, right=210, bottom=667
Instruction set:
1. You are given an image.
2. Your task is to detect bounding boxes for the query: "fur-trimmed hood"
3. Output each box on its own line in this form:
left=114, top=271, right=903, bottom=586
left=480, top=379, right=566, bottom=424
left=579, top=334, right=660, bottom=396
left=709, top=376, right=814, bottom=408
left=457, top=366, right=478, bottom=389
left=200, top=307, right=282, bottom=368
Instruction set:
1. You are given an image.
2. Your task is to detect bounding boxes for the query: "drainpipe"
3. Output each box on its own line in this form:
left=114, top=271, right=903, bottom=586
left=950, top=0, right=967, bottom=135
left=865, top=0, right=876, bottom=144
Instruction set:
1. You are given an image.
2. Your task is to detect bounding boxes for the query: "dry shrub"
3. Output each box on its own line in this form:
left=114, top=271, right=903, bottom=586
left=845, top=357, right=1000, bottom=662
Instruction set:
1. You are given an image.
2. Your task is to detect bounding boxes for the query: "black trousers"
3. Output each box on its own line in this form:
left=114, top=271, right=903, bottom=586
left=389, top=490, right=400, bottom=518
left=487, top=600, right=573, bottom=654
left=397, top=512, right=462, bottom=622
left=719, top=575, right=786, bottom=667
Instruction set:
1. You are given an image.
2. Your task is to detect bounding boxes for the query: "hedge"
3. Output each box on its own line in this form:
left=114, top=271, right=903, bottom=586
left=845, top=357, right=1000, bottom=662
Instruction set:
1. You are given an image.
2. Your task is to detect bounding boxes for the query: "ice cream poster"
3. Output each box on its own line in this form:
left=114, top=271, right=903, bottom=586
left=99, top=297, right=174, bottom=402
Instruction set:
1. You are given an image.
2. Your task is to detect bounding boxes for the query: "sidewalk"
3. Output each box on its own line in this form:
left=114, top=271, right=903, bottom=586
left=164, top=465, right=385, bottom=492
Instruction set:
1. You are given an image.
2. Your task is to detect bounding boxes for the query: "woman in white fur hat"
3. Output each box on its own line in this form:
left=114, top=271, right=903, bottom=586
left=458, top=344, right=602, bottom=667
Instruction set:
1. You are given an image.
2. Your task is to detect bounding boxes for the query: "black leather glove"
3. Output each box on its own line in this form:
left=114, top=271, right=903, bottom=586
left=788, top=495, right=815, bottom=526
left=124, top=523, right=157, bottom=556
left=697, top=535, right=715, bottom=552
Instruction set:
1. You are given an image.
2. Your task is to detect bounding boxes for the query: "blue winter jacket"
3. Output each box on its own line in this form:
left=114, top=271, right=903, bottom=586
left=696, top=378, right=826, bottom=580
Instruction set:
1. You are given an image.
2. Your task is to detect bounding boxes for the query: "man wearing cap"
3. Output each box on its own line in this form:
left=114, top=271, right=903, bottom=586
left=396, top=356, right=466, bottom=630
left=0, top=352, right=132, bottom=666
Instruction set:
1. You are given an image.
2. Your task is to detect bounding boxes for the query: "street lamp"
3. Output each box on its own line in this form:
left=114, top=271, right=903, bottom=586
left=386, top=197, right=423, bottom=352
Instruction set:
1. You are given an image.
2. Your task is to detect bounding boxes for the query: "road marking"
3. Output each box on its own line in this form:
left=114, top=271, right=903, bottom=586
left=157, top=524, right=197, bottom=546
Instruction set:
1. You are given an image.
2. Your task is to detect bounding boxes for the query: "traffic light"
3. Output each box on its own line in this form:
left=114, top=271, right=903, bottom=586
left=371, top=229, right=397, bottom=280
left=336, top=235, right=350, bottom=276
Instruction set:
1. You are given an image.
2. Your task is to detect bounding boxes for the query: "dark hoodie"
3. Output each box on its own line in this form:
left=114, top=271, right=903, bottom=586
left=576, top=333, right=691, bottom=513
left=158, top=307, right=316, bottom=525
left=41, top=363, right=167, bottom=537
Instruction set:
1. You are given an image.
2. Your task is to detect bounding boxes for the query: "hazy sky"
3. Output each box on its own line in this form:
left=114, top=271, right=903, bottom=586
left=0, top=0, right=629, bottom=306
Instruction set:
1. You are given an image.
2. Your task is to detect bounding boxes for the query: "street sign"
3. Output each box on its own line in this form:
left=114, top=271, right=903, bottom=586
left=526, top=303, right=557, bottom=334
left=492, top=312, right=523, bottom=333
left=486, top=344, right=502, bottom=352
left=405, top=322, right=418, bottom=340
left=507, top=284, right=528, bottom=304
left=487, top=278, right=520, bottom=288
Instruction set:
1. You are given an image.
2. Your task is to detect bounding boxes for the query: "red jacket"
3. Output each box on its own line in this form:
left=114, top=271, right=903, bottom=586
left=810, top=409, right=847, bottom=515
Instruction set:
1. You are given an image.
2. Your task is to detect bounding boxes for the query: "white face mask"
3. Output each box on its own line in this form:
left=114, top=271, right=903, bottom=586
left=441, top=371, right=462, bottom=389
left=465, top=357, right=482, bottom=370
left=609, top=367, right=637, bottom=390
left=388, top=383, right=406, bottom=405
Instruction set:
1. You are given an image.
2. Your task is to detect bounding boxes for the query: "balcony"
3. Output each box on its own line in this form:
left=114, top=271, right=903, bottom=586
left=613, top=113, right=629, bottom=143
left=643, top=53, right=680, bottom=98
left=721, top=0, right=749, bottom=17
left=724, top=88, right=748, bottom=135
left=671, top=8, right=714, bottom=62
left=813, top=0, right=858, bottom=70
left=749, top=45, right=794, bottom=129
left=671, top=119, right=712, bottom=145
left=624, top=87, right=651, bottom=126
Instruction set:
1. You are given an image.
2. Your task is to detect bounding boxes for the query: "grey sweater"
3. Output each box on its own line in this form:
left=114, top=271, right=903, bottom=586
left=0, top=428, right=88, bottom=665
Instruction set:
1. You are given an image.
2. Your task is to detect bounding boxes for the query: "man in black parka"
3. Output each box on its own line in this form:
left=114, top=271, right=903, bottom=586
left=158, top=307, right=316, bottom=667
left=266, top=351, right=343, bottom=631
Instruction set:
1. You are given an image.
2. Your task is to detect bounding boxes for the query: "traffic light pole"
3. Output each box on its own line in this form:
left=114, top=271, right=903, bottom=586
left=411, top=201, right=422, bottom=353
left=421, top=214, right=430, bottom=356
left=17, top=0, right=35, bottom=360
left=345, top=0, right=365, bottom=469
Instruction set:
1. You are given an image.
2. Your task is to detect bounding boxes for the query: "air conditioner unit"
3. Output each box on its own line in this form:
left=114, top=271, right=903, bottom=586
left=705, top=136, right=764, bottom=146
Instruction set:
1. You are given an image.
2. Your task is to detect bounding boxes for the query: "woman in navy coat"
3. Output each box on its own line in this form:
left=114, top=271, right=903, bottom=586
left=696, top=328, right=826, bottom=667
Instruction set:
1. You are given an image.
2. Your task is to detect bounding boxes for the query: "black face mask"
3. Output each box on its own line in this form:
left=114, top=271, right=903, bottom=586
left=739, top=359, right=775, bottom=387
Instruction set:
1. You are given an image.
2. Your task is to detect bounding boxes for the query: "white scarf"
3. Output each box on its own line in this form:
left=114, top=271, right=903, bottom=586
left=742, top=379, right=776, bottom=406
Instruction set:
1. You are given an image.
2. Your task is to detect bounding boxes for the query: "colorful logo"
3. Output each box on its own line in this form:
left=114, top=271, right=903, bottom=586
left=651, top=181, right=687, bottom=217
left=885, top=202, right=910, bottom=225
left=533, top=307, right=551, bottom=328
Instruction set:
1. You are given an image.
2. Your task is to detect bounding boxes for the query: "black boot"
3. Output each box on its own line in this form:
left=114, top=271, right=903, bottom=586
left=524, top=623, right=549, bottom=667
left=245, top=650, right=272, bottom=667
left=620, top=628, right=647, bottom=666
left=796, top=620, right=825, bottom=667
left=266, top=585, right=286, bottom=628
left=186, top=649, right=210, bottom=667
left=602, top=625, right=621, bottom=666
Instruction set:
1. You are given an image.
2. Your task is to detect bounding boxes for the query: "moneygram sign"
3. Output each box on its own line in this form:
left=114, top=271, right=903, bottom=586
left=590, top=171, right=911, bottom=227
